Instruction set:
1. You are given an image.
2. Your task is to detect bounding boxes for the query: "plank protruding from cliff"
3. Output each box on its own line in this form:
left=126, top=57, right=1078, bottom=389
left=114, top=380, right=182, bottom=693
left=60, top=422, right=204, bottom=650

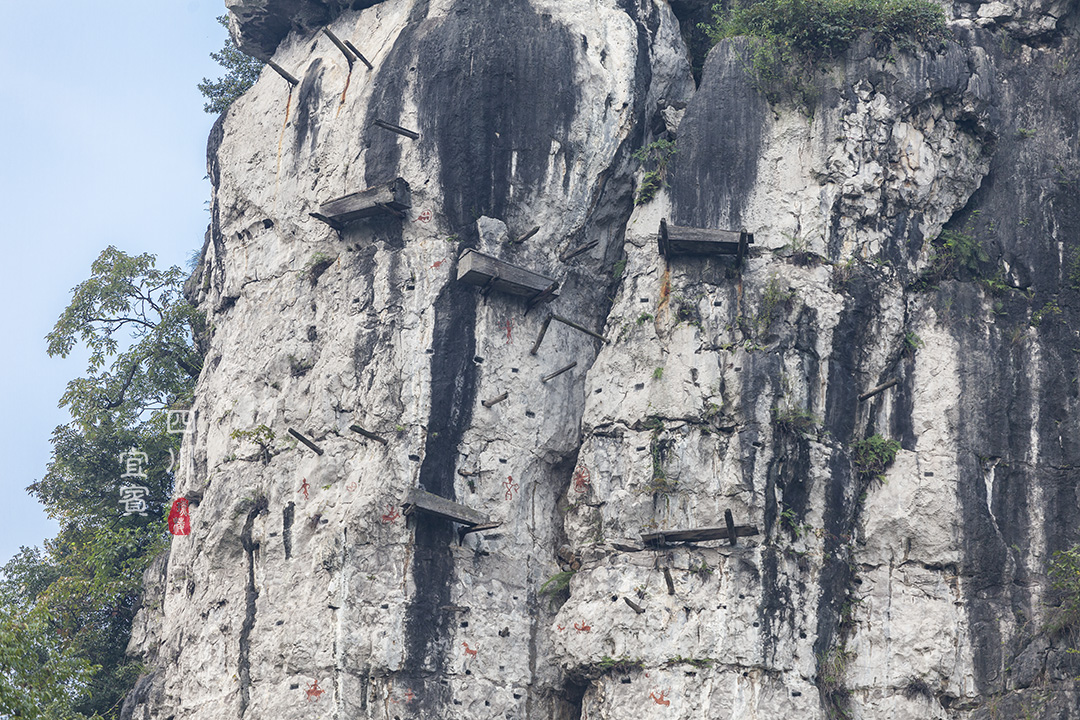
left=310, top=178, right=411, bottom=229
left=658, top=218, right=753, bottom=266
left=641, top=517, right=759, bottom=547
left=402, top=487, right=490, bottom=527
left=456, top=249, right=560, bottom=302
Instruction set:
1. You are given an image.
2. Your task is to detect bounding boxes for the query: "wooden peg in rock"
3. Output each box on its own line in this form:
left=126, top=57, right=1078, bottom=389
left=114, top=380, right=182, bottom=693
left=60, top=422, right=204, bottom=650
left=323, top=28, right=357, bottom=64
left=267, top=59, right=299, bottom=86
left=541, top=362, right=577, bottom=383
left=552, top=314, right=609, bottom=343
left=724, top=509, right=738, bottom=547
left=482, top=392, right=509, bottom=408
left=663, top=567, right=675, bottom=595
left=373, top=118, right=420, bottom=140
left=512, top=225, right=540, bottom=245
left=623, top=597, right=646, bottom=614
left=344, top=40, right=374, bottom=69
left=859, top=378, right=900, bottom=402
left=560, top=239, right=599, bottom=262
left=349, top=424, right=388, bottom=445
left=530, top=315, right=553, bottom=355
left=288, top=428, right=324, bottom=456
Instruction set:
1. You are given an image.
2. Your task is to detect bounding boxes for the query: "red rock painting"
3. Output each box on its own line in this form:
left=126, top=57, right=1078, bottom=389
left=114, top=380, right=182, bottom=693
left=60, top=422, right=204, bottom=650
left=381, top=504, right=401, bottom=524
left=299, top=478, right=310, bottom=500
left=574, top=621, right=591, bottom=633
left=503, top=475, right=519, bottom=501
left=649, top=690, right=670, bottom=707
left=572, top=464, right=591, bottom=492
left=305, top=679, right=324, bottom=701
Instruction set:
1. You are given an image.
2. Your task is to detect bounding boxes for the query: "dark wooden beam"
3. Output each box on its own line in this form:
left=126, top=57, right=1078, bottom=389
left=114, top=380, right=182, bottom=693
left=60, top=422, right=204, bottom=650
left=724, top=509, right=738, bottom=547
left=552, top=314, right=608, bottom=343
left=859, top=378, right=900, bottom=402
left=288, top=428, right=324, bottom=456
left=482, top=392, right=509, bottom=408
left=512, top=225, right=540, bottom=245
left=623, top=597, right=645, bottom=614
left=560, top=239, right=599, bottom=262
left=641, top=524, right=759, bottom=547
left=403, top=487, right=490, bottom=527
left=458, top=522, right=502, bottom=544
left=456, top=249, right=560, bottom=299
left=349, top=424, right=388, bottom=445
left=663, top=567, right=675, bottom=595
left=344, top=40, right=374, bottom=69
left=541, top=362, right=577, bottom=383
left=323, top=28, right=357, bottom=64
left=267, top=59, right=299, bottom=86
left=310, top=178, right=411, bottom=227
left=530, top=315, right=553, bottom=355
left=373, top=118, right=420, bottom=139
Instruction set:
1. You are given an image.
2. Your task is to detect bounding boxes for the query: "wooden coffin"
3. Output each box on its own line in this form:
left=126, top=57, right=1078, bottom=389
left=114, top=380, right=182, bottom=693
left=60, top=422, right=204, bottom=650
left=456, top=248, right=560, bottom=301
left=402, top=487, right=490, bottom=527
left=658, top=218, right=754, bottom=265
left=641, top=524, right=759, bottom=547
left=311, top=177, right=411, bottom=228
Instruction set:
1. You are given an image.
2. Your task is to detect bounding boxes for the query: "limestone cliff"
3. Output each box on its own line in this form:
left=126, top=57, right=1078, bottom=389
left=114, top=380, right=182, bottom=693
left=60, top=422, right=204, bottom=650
left=123, top=0, right=1080, bottom=718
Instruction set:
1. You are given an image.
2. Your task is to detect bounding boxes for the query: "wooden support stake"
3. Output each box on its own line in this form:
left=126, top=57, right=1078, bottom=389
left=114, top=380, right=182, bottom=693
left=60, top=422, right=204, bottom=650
left=482, top=392, right=509, bottom=408
left=623, top=597, right=646, bottom=614
left=457, top=469, right=479, bottom=477
left=267, top=59, right=299, bottom=86
left=527, top=282, right=559, bottom=311
left=288, top=428, right=324, bottom=456
left=349, top=424, right=388, bottom=445
left=541, top=361, right=577, bottom=383
left=512, top=225, right=540, bottom=245
left=552, top=314, right=609, bottom=343
left=373, top=118, right=420, bottom=140
left=458, top=522, right=502, bottom=544
left=323, top=28, right=357, bottom=64
left=725, top=509, right=738, bottom=547
left=663, top=567, right=675, bottom=595
left=530, top=315, right=553, bottom=355
left=560, top=239, right=599, bottom=262
left=344, top=40, right=374, bottom=69
left=859, top=378, right=900, bottom=402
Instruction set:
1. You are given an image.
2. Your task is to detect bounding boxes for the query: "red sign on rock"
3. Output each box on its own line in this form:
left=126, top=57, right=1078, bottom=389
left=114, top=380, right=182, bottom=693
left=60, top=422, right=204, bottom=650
left=168, top=498, right=191, bottom=536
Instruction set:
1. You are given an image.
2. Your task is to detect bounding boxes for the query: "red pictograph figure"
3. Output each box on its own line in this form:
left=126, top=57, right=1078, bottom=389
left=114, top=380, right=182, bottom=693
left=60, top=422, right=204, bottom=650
left=305, top=679, right=325, bottom=702
left=415, top=210, right=432, bottom=223
left=381, top=504, right=401, bottom=524
left=431, top=259, right=444, bottom=269
left=168, top=498, right=191, bottom=536
left=649, top=690, right=671, bottom=707
left=557, top=624, right=565, bottom=631
left=574, top=621, right=591, bottom=633
left=346, top=481, right=357, bottom=492
left=572, top=464, right=591, bottom=493
left=505, top=319, right=513, bottom=344
left=299, top=478, right=310, bottom=500
left=462, top=641, right=478, bottom=658
left=502, top=475, right=519, bottom=501
left=405, top=689, right=415, bottom=703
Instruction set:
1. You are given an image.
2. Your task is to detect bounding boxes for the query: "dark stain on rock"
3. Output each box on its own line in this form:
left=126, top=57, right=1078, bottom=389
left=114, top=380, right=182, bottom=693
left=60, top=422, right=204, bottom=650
left=293, top=57, right=324, bottom=154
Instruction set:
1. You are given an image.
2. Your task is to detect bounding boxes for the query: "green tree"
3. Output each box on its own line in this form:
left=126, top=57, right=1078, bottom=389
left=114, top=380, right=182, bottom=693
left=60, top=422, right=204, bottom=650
left=0, top=247, right=204, bottom=719
left=197, top=15, right=264, bottom=114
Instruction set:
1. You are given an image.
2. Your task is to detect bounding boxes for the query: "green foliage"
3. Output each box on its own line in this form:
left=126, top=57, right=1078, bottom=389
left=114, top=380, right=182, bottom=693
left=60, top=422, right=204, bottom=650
left=915, top=222, right=989, bottom=289
left=539, top=570, right=576, bottom=597
left=197, top=16, right=264, bottom=114
left=1067, top=251, right=1080, bottom=291
left=3, top=248, right=201, bottom=719
left=755, top=275, right=796, bottom=336
left=687, top=559, right=714, bottom=578
left=595, top=656, right=644, bottom=673
left=819, top=646, right=855, bottom=717
left=653, top=367, right=664, bottom=380
left=231, top=424, right=276, bottom=463
left=665, top=655, right=716, bottom=668
left=612, top=258, right=627, bottom=280
left=701, top=0, right=945, bottom=107
left=633, top=138, right=678, bottom=205
left=1047, top=545, right=1080, bottom=634
left=305, top=252, right=337, bottom=285
left=46, top=247, right=204, bottom=431
left=851, top=434, right=901, bottom=482
left=773, top=405, right=821, bottom=435
left=1031, top=300, right=1062, bottom=328
left=1016, top=127, right=1037, bottom=139
left=903, top=331, right=924, bottom=355
left=636, top=312, right=654, bottom=325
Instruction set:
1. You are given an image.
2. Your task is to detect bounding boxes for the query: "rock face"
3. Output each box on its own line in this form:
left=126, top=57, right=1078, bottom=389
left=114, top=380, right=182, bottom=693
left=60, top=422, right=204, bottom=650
left=125, top=0, right=1080, bottom=718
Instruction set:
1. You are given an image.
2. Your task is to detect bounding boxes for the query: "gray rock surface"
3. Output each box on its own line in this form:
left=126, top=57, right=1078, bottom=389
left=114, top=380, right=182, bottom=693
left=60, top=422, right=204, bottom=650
left=127, top=0, right=1080, bottom=717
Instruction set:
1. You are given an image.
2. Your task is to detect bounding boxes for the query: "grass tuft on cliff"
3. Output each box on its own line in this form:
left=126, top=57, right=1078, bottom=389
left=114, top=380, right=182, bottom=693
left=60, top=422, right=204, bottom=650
left=702, top=0, right=946, bottom=106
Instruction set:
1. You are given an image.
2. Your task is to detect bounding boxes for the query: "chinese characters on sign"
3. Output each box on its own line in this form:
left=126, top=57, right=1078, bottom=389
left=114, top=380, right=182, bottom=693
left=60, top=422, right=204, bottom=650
left=166, top=409, right=192, bottom=435
left=119, top=447, right=150, bottom=516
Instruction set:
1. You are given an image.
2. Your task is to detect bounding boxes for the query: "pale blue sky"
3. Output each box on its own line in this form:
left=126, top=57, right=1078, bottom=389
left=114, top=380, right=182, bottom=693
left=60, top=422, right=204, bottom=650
left=0, top=1, right=230, bottom=566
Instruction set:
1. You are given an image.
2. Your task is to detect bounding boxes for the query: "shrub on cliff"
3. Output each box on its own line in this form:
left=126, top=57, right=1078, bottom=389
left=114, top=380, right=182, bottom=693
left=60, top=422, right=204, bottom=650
left=198, top=15, right=264, bottom=114
left=702, top=0, right=946, bottom=105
